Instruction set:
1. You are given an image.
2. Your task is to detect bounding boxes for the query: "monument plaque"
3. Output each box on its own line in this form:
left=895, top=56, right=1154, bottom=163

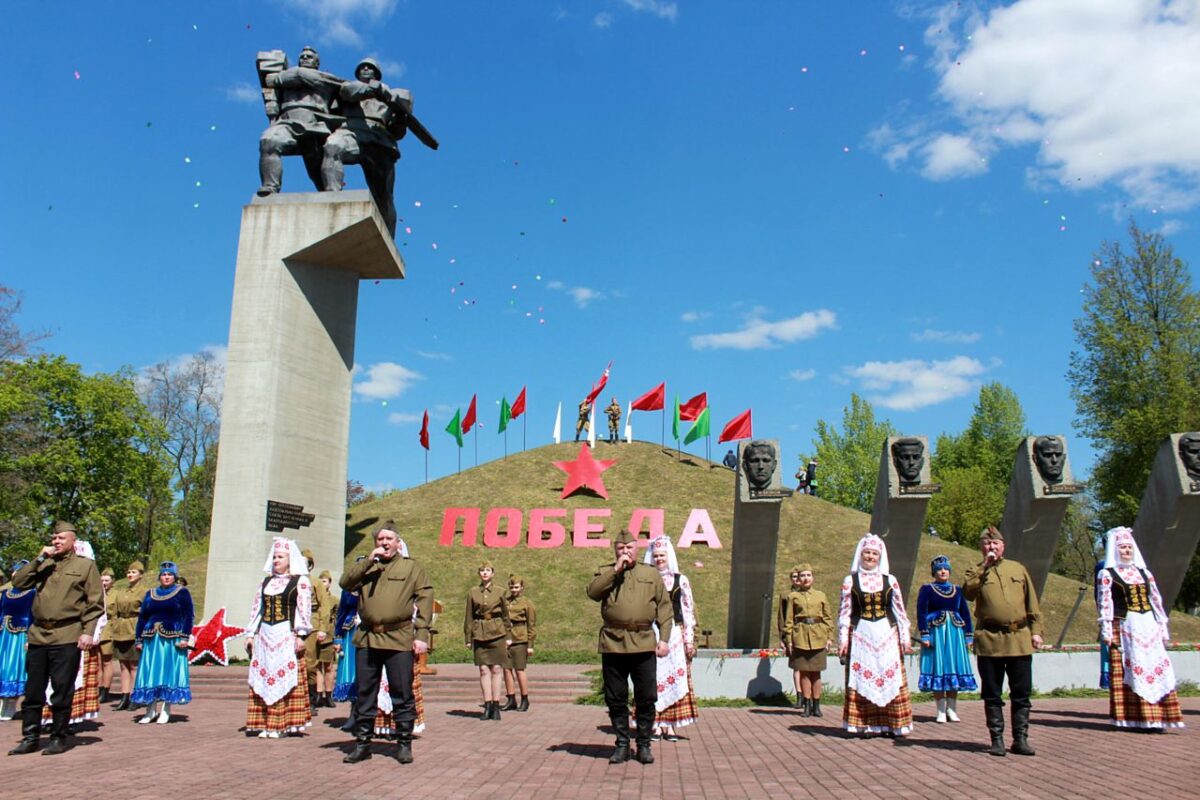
left=265, top=500, right=316, bottom=533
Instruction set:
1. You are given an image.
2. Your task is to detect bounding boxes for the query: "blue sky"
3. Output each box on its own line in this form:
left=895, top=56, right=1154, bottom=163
left=4, top=1, right=1199, bottom=493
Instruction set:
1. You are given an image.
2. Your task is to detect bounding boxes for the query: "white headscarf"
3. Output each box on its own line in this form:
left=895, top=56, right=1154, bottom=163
left=850, top=533, right=890, bottom=575
left=73, top=540, right=95, bottom=560
left=1102, top=526, right=1147, bottom=570
left=261, top=536, right=309, bottom=576
left=643, top=534, right=680, bottom=575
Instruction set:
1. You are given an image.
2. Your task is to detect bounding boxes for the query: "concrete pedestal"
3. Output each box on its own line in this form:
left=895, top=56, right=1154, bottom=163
left=727, top=439, right=788, bottom=648
left=870, top=435, right=937, bottom=599
left=1000, top=436, right=1083, bottom=598
left=204, top=192, right=404, bottom=649
left=1133, top=433, right=1200, bottom=610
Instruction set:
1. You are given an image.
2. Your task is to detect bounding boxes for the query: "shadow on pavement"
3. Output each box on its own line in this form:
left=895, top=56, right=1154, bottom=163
left=546, top=742, right=614, bottom=759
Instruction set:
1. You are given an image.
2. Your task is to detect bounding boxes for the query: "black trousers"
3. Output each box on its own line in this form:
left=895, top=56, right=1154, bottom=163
left=601, top=652, right=657, bottom=746
left=354, top=647, right=415, bottom=732
left=977, top=655, right=1032, bottom=712
left=21, top=643, right=82, bottom=739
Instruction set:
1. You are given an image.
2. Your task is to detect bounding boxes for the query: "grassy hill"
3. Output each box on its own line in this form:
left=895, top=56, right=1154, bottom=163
left=183, top=441, right=1200, bottom=659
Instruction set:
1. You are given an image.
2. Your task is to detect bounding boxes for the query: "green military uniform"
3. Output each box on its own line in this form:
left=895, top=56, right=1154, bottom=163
left=505, top=596, right=537, bottom=671
left=465, top=583, right=512, bottom=667
left=98, top=574, right=115, bottom=659
left=301, top=552, right=335, bottom=705
left=109, top=581, right=150, bottom=662
left=605, top=400, right=621, bottom=443
left=778, top=587, right=833, bottom=672
left=587, top=533, right=674, bottom=760
left=575, top=400, right=592, bottom=441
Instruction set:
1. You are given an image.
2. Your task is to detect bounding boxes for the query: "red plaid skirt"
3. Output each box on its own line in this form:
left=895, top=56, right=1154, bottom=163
left=655, top=665, right=698, bottom=728
left=42, top=649, right=100, bottom=725
left=1109, top=646, right=1184, bottom=729
left=246, top=656, right=311, bottom=734
left=843, top=658, right=912, bottom=735
left=373, top=668, right=426, bottom=735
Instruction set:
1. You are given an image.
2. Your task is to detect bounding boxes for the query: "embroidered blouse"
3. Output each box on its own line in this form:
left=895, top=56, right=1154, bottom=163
left=135, top=585, right=195, bottom=640
left=664, top=573, right=697, bottom=646
left=838, top=571, right=910, bottom=647
left=1098, top=564, right=1169, bottom=643
left=915, top=582, right=974, bottom=643
left=247, top=574, right=313, bottom=636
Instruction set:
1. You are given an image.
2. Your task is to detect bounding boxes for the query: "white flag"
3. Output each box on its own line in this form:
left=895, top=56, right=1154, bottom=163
left=587, top=405, right=596, bottom=448
left=623, top=402, right=632, bottom=443
left=552, top=402, right=562, bottom=444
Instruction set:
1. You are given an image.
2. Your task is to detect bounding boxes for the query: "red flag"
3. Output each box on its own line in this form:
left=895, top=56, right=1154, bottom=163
left=679, top=392, right=707, bottom=421
left=419, top=410, right=430, bottom=450
left=718, top=409, right=753, bottom=443
left=630, top=382, right=665, bottom=411
left=511, top=386, right=527, bottom=419
left=584, top=361, right=612, bottom=406
left=462, top=394, right=478, bottom=434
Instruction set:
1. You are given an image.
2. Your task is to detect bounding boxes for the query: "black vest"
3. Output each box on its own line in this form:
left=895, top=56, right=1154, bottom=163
left=1108, top=567, right=1154, bottom=619
left=259, top=575, right=300, bottom=626
left=850, top=573, right=895, bottom=626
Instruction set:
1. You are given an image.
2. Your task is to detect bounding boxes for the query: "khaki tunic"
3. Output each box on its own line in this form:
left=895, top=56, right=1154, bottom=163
left=341, top=555, right=433, bottom=651
left=505, top=596, right=537, bottom=645
left=11, top=551, right=103, bottom=646
left=586, top=562, right=674, bottom=654
left=962, top=558, right=1044, bottom=657
left=108, top=583, right=150, bottom=642
left=778, top=588, right=833, bottom=650
left=464, top=584, right=512, bottom=644
left=99, top=588, right=115, bottom=646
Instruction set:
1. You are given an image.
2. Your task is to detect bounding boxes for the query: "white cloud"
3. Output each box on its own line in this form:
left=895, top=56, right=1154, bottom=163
left=276, top=0, right=398, bottom=47
left=547, top=280, right=605, bottom=307
left=680, top=310, right=711, bottom=323
left=789, top=368, right=817, bottom=382
left=226, top=83, right=260, bottom=104
left=386, top=411, right=422, bottom=425
left=911, top=328, right=982, bottom=344
left=352, top=361, right=421, bottom=400
left=593, top=11, right=614, bottom=28
left=690, top=309, right=837, bottom=350
left=843, top=355, right=993, bottom=411
left=876, top=0, right=1200, bottom=210
left=623, top=0, right=678, bottom=22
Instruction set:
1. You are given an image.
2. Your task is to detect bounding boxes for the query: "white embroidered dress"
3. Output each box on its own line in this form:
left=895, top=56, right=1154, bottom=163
left=838, top=571, right=910, bottom=710
left=246, top=575, right=313, bottom=706
left=1098, top=565, right=1176, bottom=706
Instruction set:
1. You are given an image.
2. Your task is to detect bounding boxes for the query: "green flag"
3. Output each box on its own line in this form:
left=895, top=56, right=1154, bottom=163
left=672, top=395, right=681, bottom=441
left=445, top=408, right=463, bottom=447
left=684, top=407, right=710, bottom=445
left=498, top=397, right=512, bottom=433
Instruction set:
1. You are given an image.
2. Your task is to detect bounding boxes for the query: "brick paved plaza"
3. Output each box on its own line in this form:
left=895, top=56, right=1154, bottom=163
left=2, top=679, right=1196, bottom=800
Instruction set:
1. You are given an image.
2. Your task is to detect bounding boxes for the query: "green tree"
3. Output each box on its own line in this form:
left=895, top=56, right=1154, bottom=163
left=0, top=355, right=171, bottom=570
left=925, top=466, right=1005, bottom=547
left=1067, top=221, right=1200, bottom=608
left=811, top=393, right=896, bottom=512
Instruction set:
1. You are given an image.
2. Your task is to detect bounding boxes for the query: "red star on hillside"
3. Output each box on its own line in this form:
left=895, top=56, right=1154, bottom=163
left=553, top=443, right=617, bottom=499
left=188, top=607, right=248, bottom=666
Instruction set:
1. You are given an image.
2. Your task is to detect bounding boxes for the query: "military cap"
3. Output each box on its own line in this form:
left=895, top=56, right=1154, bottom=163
left=980, top=525, right=1004, bottom=542
left=52, top=520, right=76, bottom=535
left=127, top=560, right=146, bottom=572
left=613, top=529, right=635, bottom=545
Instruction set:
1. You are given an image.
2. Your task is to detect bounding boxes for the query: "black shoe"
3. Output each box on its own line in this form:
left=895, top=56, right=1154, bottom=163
left=517, top=695, right=529, bottom=712
left=42, top=739, right=67, bottom=756
left=811, top=698, right=823, bottom=718
left=799, top=698, right=812, bottom=718
left=8, top=740, right=38, bottom=756
left=343, top=742, right=372, bottom=764
left=491, top=701, right=501, bottom=721
left=340, top=717, right=356, bottom=733
left=635, top=745, right=654, bottom=764
left=1010, top=738, right=1036, bottom=756
left=500, top=694, right=518, bottom=712
left=480, top=701, right=492, bottom=721
left=987, top=735, right=1007, bottom=757
left=608, top=744, right=630, bottom=764
left=395, top=740, right=413, bottom=764
left=98, top=689, right=110, bottom=704
left=664, top=733, right=679, bottom=742
left=113, top=694, right=129, bottom=711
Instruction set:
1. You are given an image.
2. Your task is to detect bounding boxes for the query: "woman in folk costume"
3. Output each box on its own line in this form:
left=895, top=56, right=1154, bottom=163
left=332, top=557, right=363, bottom=733
left=1097, top=526, right=1184, bottom=730
left=370, top=539, right=427, bottom=738
left=0, top=560, right=34, bottom=720
left=837, top=533, right=914, bottom=736
left=131, top=561, right=194, bottom=724
left=916, top=555, right=976, bottom=723
left=245, top=537, right=313, bottom=738
left=42, top=540, right=105, bottom=729
left=643, top=535, right=698, bottom=741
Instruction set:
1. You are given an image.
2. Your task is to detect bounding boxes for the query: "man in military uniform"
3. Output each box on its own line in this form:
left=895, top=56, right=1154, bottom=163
left=605, top=397, right=622, bottom=444
left=8, top=521, right=103, bottom=755
left=575, top=399, right=592, bottom=443
left=962, top=526, right=1044, bottom=757
left=256, top=46, right=342, bottom=196
left=586, top=529, right=673, bottom=765
left=301, top=549, right=335, bottom=710
left=340, top=521, right=433, bottom=765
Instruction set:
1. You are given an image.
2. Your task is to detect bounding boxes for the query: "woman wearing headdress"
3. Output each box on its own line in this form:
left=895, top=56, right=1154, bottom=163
left=916, top=555, right=976, bottom=723
left=42, top=540, right=105, bottom=730
left=97, top=568, right=115, bottom=703
left=0, top=560, right=34, bottom=721
left=109, top=559, right=150, bottom=711
left=644, top=535, right=698, bottom=741
left=778, top=563, right=833, bottom=717
left=837, top=533, right=914, bottom=736
left=1097, top=526, right=1184, bottom=730
left=130, top=561, right=194, bottom=724
left=465, top=560, right=512, bottom=721
left=245, top=537, right=313, bottom=738
left=500, top=573, right=537, bottom=713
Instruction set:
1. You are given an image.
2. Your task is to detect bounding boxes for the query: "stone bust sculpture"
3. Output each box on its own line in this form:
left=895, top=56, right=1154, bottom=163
left=741, top=440, right=778, bottom=492
left=1178, top=433, right=1200, bottom=481
left=1033, top=436, right=1065, bottom=484
left=890, top=438, right=925, bottom=484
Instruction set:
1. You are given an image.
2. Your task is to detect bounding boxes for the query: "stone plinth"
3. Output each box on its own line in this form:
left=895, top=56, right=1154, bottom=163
left=870, top=435, right=938, bottom=599
left=1133, top=433, right=1200, bottom=610
left=727, top=439, right=789, bottom=648
left=204, top=192, right=403, bottom=649
left=1000, top=436, right=1083, bottom=598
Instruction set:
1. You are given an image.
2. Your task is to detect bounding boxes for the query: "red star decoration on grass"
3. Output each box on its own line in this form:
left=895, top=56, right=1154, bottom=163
left=554, top=443, right=617, bottom=499
left=188, top=608, right=248, bottom=666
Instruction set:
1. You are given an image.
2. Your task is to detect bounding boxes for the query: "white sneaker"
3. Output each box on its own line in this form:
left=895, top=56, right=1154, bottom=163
left=935, top=711, right=947, bottom=723
left=137, top=713, right=155, bottom=724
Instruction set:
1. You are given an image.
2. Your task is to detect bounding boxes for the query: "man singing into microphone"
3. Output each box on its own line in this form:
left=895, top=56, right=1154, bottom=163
left=962, top=526, right=1043, bottom=757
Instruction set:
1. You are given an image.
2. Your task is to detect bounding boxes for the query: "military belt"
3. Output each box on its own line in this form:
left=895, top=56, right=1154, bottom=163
left=795, top=617, right=824, bottom=624
left=981, top=618, right=1028, bottom=633
left=366, top=620, right=412, bottom=634
left=474, top=614, right=502, bottom=620
left=37, top=618, right=80, bottom=630
left=606, top=621, right=653, bottom=632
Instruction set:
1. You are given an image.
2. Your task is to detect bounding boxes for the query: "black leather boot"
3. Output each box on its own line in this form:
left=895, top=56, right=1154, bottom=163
left=98, top=688, right=110, bottom=704
left=343, top=720, right=373, bottom=764
left=799, top=697, right=812, bottom=718
left=7, top=711, right=40, bottom=755
left=340, top=700, right=358, bottom=733
left=811, top=697, right=823, bottom=717
left=1010, top=706, right=1035, bottom=756
left=608, top=709, right=631, bottom=764
left=500, top=694, right=518, bottom=711
left=308, top=687, right=319, bottom=714
left=635, top=743, right=655, bottom=764
left=113, top=694, right=129, bottom=711
left=490, top=700, right=501, bottom=721
left=517, top=694, right=529, bottom=712
left=985, top=705, right=1007, bottom=757
left=394, top=720, right=414, bottom=764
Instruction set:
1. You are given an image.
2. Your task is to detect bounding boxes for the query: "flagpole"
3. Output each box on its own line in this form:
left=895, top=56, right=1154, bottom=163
left=504, top=428, right=508, bottom=460
left=661, top=408, right=665, bottom=447
left=522, top=414, right=526, bottom=452
left=457, top=447, right=461, bottom=474
left=424, top=449, right=428, bottom=484
left=474, top=427, right=478, bottom=467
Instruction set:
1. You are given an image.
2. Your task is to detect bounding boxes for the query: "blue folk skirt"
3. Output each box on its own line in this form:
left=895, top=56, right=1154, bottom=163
left=0, top=629, right=27, bottom=698
left=918, top=621, right=978, bottom=692
left=332, top=630, right=356, bottom=702
left=131, top=635, right=192, bottom=704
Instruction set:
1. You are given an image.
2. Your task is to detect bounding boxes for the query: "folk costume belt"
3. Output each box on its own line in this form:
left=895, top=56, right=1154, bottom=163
left=981, top=618, right=1028, bottom=633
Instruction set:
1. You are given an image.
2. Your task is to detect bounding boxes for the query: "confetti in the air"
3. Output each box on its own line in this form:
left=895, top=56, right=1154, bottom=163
left=74, top=70, right=81, bottom=79
left=431, top=242, right=438, bottom=250
left=184, top=157, right=192, bottom=164
left=414, top=201, right=422, bottom=207
left=859, top=49, right=868, bottom=56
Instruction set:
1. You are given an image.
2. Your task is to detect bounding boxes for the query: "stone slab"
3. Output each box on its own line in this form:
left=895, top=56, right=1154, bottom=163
left=1133, top=433, right=1200, bottom=610
left=870, top=435, right=937, bottom=599
left=726, top=439, right=785, bottom=648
